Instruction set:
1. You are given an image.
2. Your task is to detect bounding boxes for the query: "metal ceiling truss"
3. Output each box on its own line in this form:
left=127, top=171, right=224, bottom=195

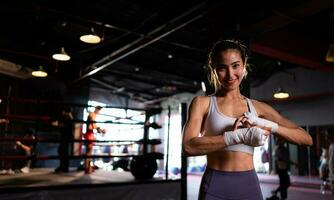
left=74, top=2, right=206, bottom=83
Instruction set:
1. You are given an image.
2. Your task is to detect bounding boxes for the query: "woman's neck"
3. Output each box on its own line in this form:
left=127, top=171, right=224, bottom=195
left=216, top=88, right=244, bottom=100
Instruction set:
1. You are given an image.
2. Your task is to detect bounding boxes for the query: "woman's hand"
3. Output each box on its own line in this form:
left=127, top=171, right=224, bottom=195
left=222, top=116, right=270, bottom=146
left=243, top=112, right=278, bottom=133
left=233, top=116, right=271, bottom=135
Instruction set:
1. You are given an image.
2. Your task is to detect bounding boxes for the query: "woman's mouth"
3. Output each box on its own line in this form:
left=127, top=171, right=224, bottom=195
left=224, top=79, right=237, bottom=84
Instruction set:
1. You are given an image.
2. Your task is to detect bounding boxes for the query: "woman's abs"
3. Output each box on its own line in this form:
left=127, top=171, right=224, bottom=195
left=207, top=151, right=254, bottom=171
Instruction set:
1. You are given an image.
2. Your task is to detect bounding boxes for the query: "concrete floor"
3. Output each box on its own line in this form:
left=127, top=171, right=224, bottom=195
left=0, top=168, right=333, bottom=199
left=187, top=173, right=334, bottom=200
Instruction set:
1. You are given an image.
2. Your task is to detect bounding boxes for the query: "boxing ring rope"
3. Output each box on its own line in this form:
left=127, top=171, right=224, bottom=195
left=0, top=114, right=145, bottom=125
left=0, top=154, right=136, bottom=161
left=0, top=95, right=169, bottom=181
left=0, top=137, right=161, bottom=143
left=0, top=96, right=150, bottom=111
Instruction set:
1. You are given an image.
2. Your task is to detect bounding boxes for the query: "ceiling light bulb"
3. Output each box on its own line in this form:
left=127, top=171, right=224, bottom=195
left=80, top=28, right=102, bottom=44
left=80, top=34, right=101, bottom=44
left=273, top=88, right=289, bottom=99
left=273, top=92, right=289, bottom=99
left=32, top=66, right=48, bottom=77
left=52, top=47, right=71, bottom=61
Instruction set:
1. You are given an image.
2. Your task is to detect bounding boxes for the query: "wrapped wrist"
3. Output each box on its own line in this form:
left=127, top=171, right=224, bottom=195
left=224, top=127, right=267, bottom=146
left=224, top=131, right=240, bottom=146
left=244, top=112, right=278, bottom=133
left=269, top=122, right=278, bottom=133
left=261, top=119, right=278, bottom=133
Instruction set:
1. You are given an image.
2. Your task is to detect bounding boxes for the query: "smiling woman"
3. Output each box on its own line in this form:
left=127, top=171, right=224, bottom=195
left=182, top=39, right=313, bottom=200
left=208, top=40, right=249, bottom=94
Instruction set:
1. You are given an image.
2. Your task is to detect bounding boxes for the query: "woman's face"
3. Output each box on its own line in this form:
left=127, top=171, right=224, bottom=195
left=213, top=49, right=245, bottom=91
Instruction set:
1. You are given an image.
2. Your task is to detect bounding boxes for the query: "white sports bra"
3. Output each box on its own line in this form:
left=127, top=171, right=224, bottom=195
left=203, top=96, right=258, bottom=154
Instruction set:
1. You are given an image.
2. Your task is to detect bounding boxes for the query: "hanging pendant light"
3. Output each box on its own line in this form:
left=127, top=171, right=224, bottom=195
left=52, top=47, right=71, bottom=61
left=80, top=28, right=102, bottom=44
left=32, top=66, right=48, bottom=77
left=273, top=87, right=289, bottom=99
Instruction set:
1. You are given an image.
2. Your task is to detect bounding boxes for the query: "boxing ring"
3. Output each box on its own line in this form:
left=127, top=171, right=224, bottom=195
left=0, top=97, right=186, bottom=200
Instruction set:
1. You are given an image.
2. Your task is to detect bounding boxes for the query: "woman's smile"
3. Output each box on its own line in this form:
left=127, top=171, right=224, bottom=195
left=224, top=78, right=238, bottom=85
left=228, top=79, right=237, bottom=83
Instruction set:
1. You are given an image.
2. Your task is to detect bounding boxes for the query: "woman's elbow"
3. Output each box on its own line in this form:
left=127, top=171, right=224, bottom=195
left=182, top=145, right=193, bottom=156
left=299, top=134, right=313, bottom=146
left=306, top=135, right=313, bottom=146
left=182, top=142, right=198, bottom=156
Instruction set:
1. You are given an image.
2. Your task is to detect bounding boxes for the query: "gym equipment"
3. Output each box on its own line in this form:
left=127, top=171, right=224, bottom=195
left=129, top=108, right=163, bottom=179
left=130, top=154, right=158, bottom=179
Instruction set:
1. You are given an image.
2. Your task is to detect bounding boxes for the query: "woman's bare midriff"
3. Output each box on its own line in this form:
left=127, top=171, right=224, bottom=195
left=207, top=151, right=254, bottom=171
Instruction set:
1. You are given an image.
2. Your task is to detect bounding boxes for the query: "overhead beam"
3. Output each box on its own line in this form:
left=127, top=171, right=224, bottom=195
left=90, top=78, right=122, bottom=91
left=250, top=42, right=334, bottom=74
left=73, top=3, right=205, bottom=83
left=90, top=78, right=160, bottom=98
left=101, top=68, right=198, bottom=92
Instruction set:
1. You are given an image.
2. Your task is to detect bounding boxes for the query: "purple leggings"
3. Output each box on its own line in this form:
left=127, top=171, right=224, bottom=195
left=198, top=168, right=263, bottom=200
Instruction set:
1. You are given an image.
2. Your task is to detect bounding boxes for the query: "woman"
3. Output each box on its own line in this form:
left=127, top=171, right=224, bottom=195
left=182, top=39, right=313, bottom=200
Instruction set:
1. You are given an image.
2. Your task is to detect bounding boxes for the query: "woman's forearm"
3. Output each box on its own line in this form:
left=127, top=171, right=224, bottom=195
left=183, top=135, right=226, bottom=156
left=276, top=126, right=313, bottom=146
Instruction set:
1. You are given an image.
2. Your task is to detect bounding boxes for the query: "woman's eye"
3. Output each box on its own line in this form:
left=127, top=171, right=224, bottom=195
left=232, top=64, right=240, bottom=69
left=215, top=66, right=226, bottom=71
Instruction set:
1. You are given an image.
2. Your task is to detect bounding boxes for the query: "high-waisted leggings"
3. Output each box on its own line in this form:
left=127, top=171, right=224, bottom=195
left=198, top=168, right=263, bottom=200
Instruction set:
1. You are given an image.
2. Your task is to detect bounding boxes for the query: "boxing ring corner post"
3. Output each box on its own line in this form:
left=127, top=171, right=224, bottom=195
left=181, top=103, right=187, bottom=200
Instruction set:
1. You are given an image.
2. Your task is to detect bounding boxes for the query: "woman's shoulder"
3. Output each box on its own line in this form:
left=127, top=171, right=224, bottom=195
left=193, top=95, right=211, bottom=99
left=247, top=98, right=279, bottom=118
left=191, top=95, right=211, bottom=103
left=246, top=98, right=260, bottom=106
left=190, top=95, right=211, bottom=111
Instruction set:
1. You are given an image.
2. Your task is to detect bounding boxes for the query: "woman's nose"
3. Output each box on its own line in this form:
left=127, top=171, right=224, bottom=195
left=227, top=68, right=233, bottom=78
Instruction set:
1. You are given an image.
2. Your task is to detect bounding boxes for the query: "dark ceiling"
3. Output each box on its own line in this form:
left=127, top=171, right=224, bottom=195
left=0, top=0, right=333, bottom=104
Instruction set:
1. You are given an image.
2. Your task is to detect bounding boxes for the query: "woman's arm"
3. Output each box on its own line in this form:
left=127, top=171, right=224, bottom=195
left=255, top=101, right=313, bottom=146
left=182, top=97, right=271, bottom=156
left=182, top=96, right=228, bottom=156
